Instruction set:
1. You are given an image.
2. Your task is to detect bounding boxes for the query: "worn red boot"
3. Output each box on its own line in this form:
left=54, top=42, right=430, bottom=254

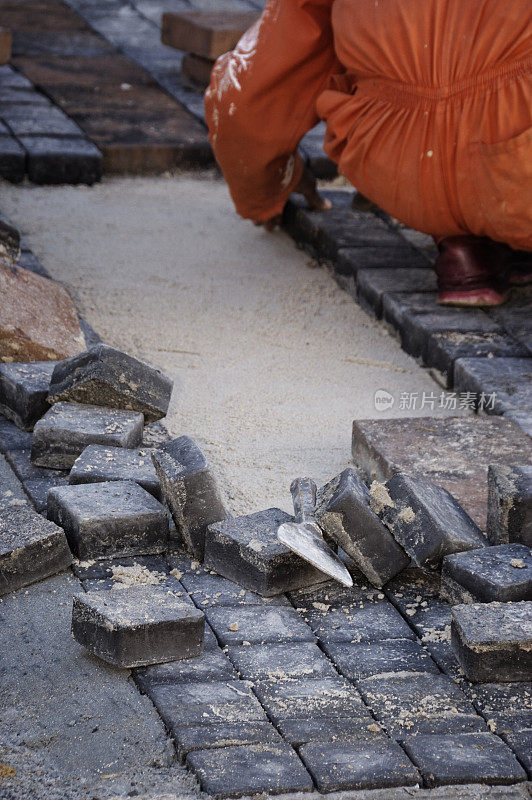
left=435, top=235, right=510, bottom=307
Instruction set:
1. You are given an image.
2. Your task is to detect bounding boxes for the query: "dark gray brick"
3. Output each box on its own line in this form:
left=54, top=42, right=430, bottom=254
left=451, top=602, right=532, bottom=682
left=304, top=600, right=415, bottom=644
left=0, top=361, right=56, bottom=429
left=205, top=604, right=314, bottom=646
left=397, top=601, right=452, bottom=644
left=20, top=136, right=102, bottom=185
left=502, top=730, right=532, bottom=778
left=400, top=311, right=504, bottom=361
left=382, top=293, right=497, bottom=343
left=288, top=575, right=383, bottom=611
left=0, top=88, right=50, bottom=105
left=0, top=135, right=26, bottom=183
left=487, top=465, right=532, bottom=547
left=135, top=647, right=238, bottom=693
left=0, top=504, right=71, bottom=595
left=253, top=676, right=370, bottom=725
left=324, top=638, right=440, bottom=681
left=1, top=104, right=82, bottom=137
left=48, top=344, right=173, bottom=422
left=299, top=739, right=419, bottom=792
left=0, top=416, right=33, bottom=453
left=0, top=66, right=33, bottom=88
left=172, top=721, right=282, bottom=764
left=69, top=444, right=161, bottom=498
left=357, top=268, right=437, bottom=318
left=0, top=452, right=30, bottom=511
left=226, top=641, right=337, bottom=681
left=180, top=568, right=289, bottom=608
left=335, top=245, right=430, bottom=276
left=5, top=448, right=65, bottom=481
left=186, top=741, right=314, bottom=798
left=72, top=586, right=204, bottom=668
left=152, top=435, right=227, bottom=560
left=505, top=410, right=532, bottom=438
left=31, top=402, right=144, bottom=469
left=402, top=732, right=526, bottom=786
left=426, top=331, right=528, bottom=388
left=453, top=357, right=532, bottom=415
left=276, top=715, right=384, bottom=747
left=441, top=544, right=532, bottom=604
left=204, top=507, right=325, bottom=596
left=47, top=480, right=168, bottom=560
left=470, top=682, right=532, bottom=734
left=147, top=679, right=267, bottom=728
left=23, top=475, right=70, bottom=513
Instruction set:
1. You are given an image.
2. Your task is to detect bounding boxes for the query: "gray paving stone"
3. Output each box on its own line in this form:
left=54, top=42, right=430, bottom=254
left=0, top=416, right=33, bottom=452
left=253, top=676, right=370, bottom=725
left=186, top=741, right=314, bottom=798
left=304, top=600, right=416, bottom=644
left=71, top=555, right=188, bottom=595
left=147, top=679, right=267, bottom=728
left=0, top=451, right=30, bottom=511
left=315, top=468, right=409, bottom=587
left=441, top=544, right=532, bottom=604
left=424, top=641, right=467, bottom=683
left=135, top=647, right=238, bottom=692
left=451, top=602, right=532, bottom=682
left=180, top=567, right=290, bottom=607
left=502, top=730, right=532, bottom=778
left=377, top=473, right=487, bottom=570
left=426, top=331, right=529, bottom=387
left=69, top=444, right=161, bottom=498
left=72, top=585, right=204, bottom=668
left=398, top=600, right=452, bottom=644
left=0, top=361, right=56, bottom=430
left=335, top=245, right=430, bottom=276
left=205, top=604, right=315, bottom=646
left=172, top=721, right=282, bottom=764
left=453, top=357, right=532, bottom=415
left=0, top=88, right=51, bottom=105
left=504, top=410, right=532, bottom=438
left=324, top=638, right=440, bottom=681
left=152, top=435, right=228, bottom=559
left=31, top=401, right=144, bottom=469
left=1, top=105, right=82, bottom=137
left=48, top=344, right=173, bottom=423
left=489, top=291, right=532, bottom=356
left=204, top=507, right=325, bottom=596
left=0, top=504, right=72, bottom=595
left=276, top=715, right=385, bottom=747
left=402, top=732, right=526, bottom=787
left=0, top=66, right=33, bottom=88
left=20, top=136, right=102, bottom=185
left=5, top=447, right=65, bottom=481
left=487, top=465, right=532, bottom=547
left=357, top=268, right=437, bottom=318
left=288, top=575, right=382, bottom=611
left=226, top=641, right=338, bottom=681
left=0, top=135, right=26, bottom=183
left=47, top=480, right=168, bottom=560
left=470, top=682, right=532, bottom=734
left=24, top=475, right=70, bottom=513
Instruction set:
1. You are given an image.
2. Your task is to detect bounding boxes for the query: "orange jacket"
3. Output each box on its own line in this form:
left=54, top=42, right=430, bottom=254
left=205, top=0, right=532, bottom=250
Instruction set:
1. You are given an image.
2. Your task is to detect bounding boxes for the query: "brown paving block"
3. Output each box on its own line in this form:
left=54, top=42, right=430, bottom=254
left=352, top=416, right=532, bottom=530
left=14, top=55, right=155, bottom=88
left=161, top=11, right=259, bottom=60
left=0, top=28, right=12, bottom=65
left=181, top=53, right=215, bottom=90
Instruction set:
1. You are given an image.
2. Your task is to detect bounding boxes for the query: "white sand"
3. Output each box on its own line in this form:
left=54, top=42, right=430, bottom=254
left=1, top=174, right=463, bottom=516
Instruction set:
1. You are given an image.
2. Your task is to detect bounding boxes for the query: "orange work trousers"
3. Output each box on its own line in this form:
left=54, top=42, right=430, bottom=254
left=205, top=0, right=532, bottom=250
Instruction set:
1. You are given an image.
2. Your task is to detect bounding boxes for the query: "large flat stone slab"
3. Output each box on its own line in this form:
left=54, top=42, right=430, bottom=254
left=352, top=416, right=532, bottom=529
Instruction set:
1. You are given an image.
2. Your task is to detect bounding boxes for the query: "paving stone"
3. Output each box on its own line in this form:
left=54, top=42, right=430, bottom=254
left=324, top=638, right=440, bottom=681
left=490, top=289, right=532, bottom=356
left=397, top=600, right=452, bottom=645
left=424, top=641, right=467, bottom=683
left=180, top=568, right=290, bottom=607
left=451, top=601, right=532, bottom=683
left=426, top=331, right=529, bottom=387
left=181, top=52, right=215, bottom=90
left=505, top=410, right=532, bottom=438
left=402, top=732, right=526, bottom=787
left=441, top=544, right=532, bottom=604
left=334, top=245, right=431, bottom=276
left=69, top=444, right=161, bottom=499
left=276, top=716, right=385, bottom=747
left=253, top=676, right=370, bottom=725
left=356, top=268, right=437, bottom=318
left=0, top=451, right=29, bottom=510
left=315, top=468, right=409, bottom=587
left=306, top=600, right=416, bottom=644
left=226, top=641, right=338, bottom=681
left=502, top=730, right=532, bottom=778
left=31, top=401, right=144, bottom=469
left=0, top=65, right=32, bottom=88
left=0, top=360, right=56, bottom=430
left=205, top=604, right=315, bottom=646
left=147, top=679, right=267, bottom=728
left=470, top=682, right=532, bottom=733
left=0, top=264, right=86, bottom=363
left=288, top=574, right=382, bottom=611
left=24, top=475, right=69, bottom=513
left=0, top=504, right=71, bottom=595
left=352, top=416, right=532, bottom=530
left=161, top=11, right=259, bottom=59
left=152, top=435, right=227, bottom=560
left=135, top=647, right=238, bottom=693
left=454, top=357, right=532, bottom=415
left=186, top=741, right=314, bottom=798
left=1, top=104, right=82, bottom=136
left=19, top=135, right=102, bottom=185
left=72, top=585, right=204, bottom=668
left=299, top=739, right=420, bottom=792
left=0, top=135, right=25, bottom=182
left=72, top=555, right=189, bottom=596
left=172, top=721, right=282, bottom=764
left=0, top=26, right=12, bottom=64
left=5, top=447, right=65, bottom=481
left=47, top=480, right=168, bottom=559
left=204, top=507, right=325, bottom=596
left=48, top=344, right=173, bottom=423
left=376, top=473, right=487, bottom=569
left=487, top=465, right=532, bottom=547
left=0, top=87, right=50, bottom=104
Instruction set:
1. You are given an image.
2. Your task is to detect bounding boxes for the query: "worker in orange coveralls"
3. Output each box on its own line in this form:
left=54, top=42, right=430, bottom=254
left=205, top=0, right=532, bottom=307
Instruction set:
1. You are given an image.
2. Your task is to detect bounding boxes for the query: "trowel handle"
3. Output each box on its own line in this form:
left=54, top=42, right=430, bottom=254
left=290, top=477, right=317, bottom=523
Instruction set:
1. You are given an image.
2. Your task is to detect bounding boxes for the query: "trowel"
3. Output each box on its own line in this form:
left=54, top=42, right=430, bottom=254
left=277, top=477, right=353, bottom=587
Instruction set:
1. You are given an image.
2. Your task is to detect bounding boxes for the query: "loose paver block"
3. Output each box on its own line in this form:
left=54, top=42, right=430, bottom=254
left=0, top=504, right=71, bottom=595
left=72, top=586, right=204, bottom=668
left=454, top=357, right=532, bottom=415
left=69, top=444, right=161, bottom=498
left=277, top=716, right=384, bottom=747
left=204, top=507, right=325, bottom=596
left=19, top=135, right=102, bottom=185
left=426, top=331, right=529, bottom=387
left=351, top=416, right=532, bottom=529
left=451, top=601, right=532, bottom=682
left=402, top=732, right=526, bottom=786
left=186, top=741, right=314, bottom=798
left=47, top=480, right=168, bottom=559
left=0, top=264, right=86, bottom=363
left=181, top=53, right=215, bottom=90
left=324, top=638, right=440, bottom=681
left=487, top=465, right=532, bottom=547
left=441, top=544, right=532, bottom=604
left=135, top=647, right=238, bottom=693
left=0, top=360, right=56, bottom=430
left=299, top=739, right=420, bottom=792
left=375, top=473, right=487, bottom=569
left=0, top=451, right=29, bottom=511
left=172, top=721, right=282, bottom=764
left=205, top=604, right=315, bottom=646
left=152, top=435, right=227, bottom=559
left=305, top=600, right=416, bottom=644
left=31, top=401, right=144, bottom=469
left=0, top=135, right=25, bottom=183
left=161, top=11, right=259, bottom=60
left=1, top=104, right=82, bottom=137
left=315, top=468, right=409, bottom=587
left=253, top=677, right=370, bottom=725
left=180, top=568, right=289, bottom=608
left=226, top=641, right=337, bottom=681
left=48, top=344, right=172, bottom=423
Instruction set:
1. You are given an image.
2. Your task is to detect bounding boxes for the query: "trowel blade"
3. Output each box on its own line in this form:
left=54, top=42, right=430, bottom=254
left=277, top=521, right=353, bottom=587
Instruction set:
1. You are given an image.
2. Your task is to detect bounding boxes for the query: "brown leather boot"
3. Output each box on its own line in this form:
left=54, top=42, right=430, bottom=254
left=434, top=235, right=511, bottom=307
